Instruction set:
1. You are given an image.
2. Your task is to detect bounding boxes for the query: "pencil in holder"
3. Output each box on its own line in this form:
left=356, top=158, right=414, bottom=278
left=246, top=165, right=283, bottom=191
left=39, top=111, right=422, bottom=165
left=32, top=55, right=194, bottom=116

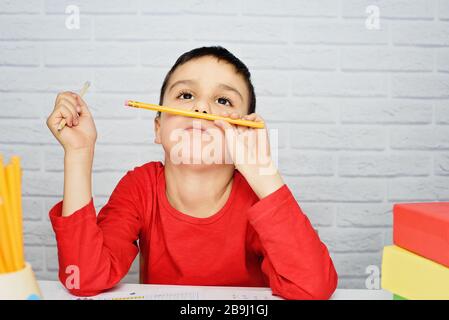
left=0, top=262, right=42, bottom=300
left=0, top=154, right=42, bottom=299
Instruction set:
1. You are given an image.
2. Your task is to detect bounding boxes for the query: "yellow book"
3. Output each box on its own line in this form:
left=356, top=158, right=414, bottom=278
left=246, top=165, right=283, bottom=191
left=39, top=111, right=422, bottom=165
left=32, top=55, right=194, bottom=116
left=381, top=245, right=449, bottom=299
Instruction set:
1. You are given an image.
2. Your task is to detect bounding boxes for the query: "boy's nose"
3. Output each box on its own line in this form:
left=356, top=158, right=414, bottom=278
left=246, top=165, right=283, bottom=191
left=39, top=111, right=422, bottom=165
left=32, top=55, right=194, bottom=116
left=192, top=104, right=210, bottom=114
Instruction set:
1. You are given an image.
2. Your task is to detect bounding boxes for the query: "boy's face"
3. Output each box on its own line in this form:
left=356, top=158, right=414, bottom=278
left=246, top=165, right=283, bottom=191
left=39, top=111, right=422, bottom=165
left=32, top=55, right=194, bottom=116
left=154, top=56, right=250, bottom=166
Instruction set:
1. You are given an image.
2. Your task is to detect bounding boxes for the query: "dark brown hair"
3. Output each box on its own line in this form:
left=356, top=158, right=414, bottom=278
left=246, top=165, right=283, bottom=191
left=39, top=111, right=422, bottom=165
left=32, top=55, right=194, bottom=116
left=157, top=46, right=256, bottom=117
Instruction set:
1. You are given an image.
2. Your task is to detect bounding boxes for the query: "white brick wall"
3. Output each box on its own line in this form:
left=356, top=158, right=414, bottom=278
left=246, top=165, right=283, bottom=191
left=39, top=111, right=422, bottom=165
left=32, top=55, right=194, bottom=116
left=1, top=0, right=448, bottom=290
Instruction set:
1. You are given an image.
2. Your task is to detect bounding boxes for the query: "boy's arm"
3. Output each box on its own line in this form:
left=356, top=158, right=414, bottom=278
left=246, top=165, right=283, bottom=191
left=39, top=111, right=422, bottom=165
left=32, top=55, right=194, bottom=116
left=49, top=169, right=143, bottom=297
left=246, top=184, right=338, bottom=300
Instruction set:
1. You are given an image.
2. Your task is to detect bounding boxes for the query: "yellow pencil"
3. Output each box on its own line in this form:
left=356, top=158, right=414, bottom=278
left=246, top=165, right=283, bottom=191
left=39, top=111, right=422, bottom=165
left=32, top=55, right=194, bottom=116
left=0, top=199, right=8, bottom=273
left=125, top=100, right=265, bottom=129
left=0, top=156, right=15, bottom=273
left=5, top=163, right=21, bottom=271
left=11, top=156, right=24, bottom=270
left=0, top=202, right=9, bottom=273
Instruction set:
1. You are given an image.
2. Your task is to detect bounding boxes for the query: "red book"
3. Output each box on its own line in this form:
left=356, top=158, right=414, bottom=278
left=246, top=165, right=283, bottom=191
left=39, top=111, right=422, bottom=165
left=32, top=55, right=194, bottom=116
left=393, top=202, right=449, bottom=267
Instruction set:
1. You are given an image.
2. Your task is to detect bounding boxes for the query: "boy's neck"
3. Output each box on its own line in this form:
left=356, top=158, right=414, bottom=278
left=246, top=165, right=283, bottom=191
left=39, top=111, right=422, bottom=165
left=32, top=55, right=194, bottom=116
left=163, top=160, right=235, bottom=218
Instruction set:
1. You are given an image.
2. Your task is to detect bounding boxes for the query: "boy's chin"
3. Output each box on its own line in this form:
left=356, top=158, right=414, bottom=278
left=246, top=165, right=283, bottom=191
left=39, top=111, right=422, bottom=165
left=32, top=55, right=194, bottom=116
left=169, top=156, right=234, bottom=169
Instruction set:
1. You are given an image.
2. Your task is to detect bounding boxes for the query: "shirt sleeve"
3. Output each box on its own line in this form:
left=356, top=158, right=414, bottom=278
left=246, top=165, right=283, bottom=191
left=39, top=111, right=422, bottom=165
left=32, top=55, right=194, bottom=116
left=246, top=184, right=338, bottom=300
left=49, top=170, right=143, bottom=297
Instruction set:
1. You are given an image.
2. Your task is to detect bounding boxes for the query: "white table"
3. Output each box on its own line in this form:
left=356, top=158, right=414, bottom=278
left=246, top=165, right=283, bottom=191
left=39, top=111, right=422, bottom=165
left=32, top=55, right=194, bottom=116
left=38, top=280, right=393, bottom=300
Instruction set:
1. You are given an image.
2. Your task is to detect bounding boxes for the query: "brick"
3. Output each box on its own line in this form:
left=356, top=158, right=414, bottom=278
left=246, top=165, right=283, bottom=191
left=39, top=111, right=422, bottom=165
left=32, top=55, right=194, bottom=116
left=235, top=45, right=338, bottom=70
left=435, top=153, right=449, bottom=175
left=435, top=177, right=449, bottom=200
left=141, top=43, right=197, bottom=67
left=141, top=0, right=239, bottom=15
left=23, top=221, right=56, bottom=246
left=94, top=69, right=164, bottom=93
left=390, top=126, right=449, bottom=150
left=24, top=246, right=44, bottom=271
left=251, top=70, right=290, bottom=96
left=342, top=0, right=435, bottom=19
left=242, top=0, right=338, bottom=17
left=95, top=119, right=155, bottom=145
left=298, top=203, right=335, bottom=227
left=44, top=43, right=139, bottom=67
left=340, top=99, right=433, bottom=124
left=286, top=177, right=385, bottom=202
left=290, top=125, right=386, bottom=150
left=0, top=119, right=54, bottom=144
left=22, top=197, right=44, bottom=221
left=387, top=178, right=437, bottom=201
left=278, top=150, right=334, bottom=176
left=320, top=228, right=384, bottom=252
left=0, top=0, right=41, bottom=13
left=436, top=49, right=449, bottom=72
left=0, top=68, right=93, bottom=92
left=92, top=172, right=123, bottom=197
left=435, top=101, right=449, bottom=124
left=292, top=73, right=388, bottom=97
left=391, top=21, right=449, bottom=46
left=22, top=171, right=63, bottom=197
left=45, top=0, right=139, bottom=14
left=391, top=75, right=449, bottom=98
left=338, top=153, right=431, bottom=177
left=0, top=145, right=42, bottom=170
left=337, top=203, right=393, bottom=227
left=341, top=47, right=433, bottom=72
left=0, top=43, right=40, bottom=66
left=45, top=246, right=58, bottom=271
left=0, top=16, right=92, bottom=40
left=95, top=16, right=189, bottom=40
left=0, top=92, right=52, bottom=119
left=257, top=97, right=337, bottom=123
left=332, top=253, right=381, bottom=277
left=193, top=18, right=290, bottom=43
left=440, top=0, right=449, bottom=20
left=291, top=21, right=389, bottom=45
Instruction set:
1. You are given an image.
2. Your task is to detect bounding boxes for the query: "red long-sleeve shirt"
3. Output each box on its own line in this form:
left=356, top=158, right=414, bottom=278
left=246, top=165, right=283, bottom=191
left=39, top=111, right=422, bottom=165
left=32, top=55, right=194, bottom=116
left=49, top=161, right=338, bottom=299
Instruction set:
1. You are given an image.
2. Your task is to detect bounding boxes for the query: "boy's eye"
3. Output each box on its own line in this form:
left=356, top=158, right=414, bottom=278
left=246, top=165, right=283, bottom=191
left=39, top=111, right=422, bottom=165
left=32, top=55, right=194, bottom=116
left=178, top=92, right=193, bottom=100
left=216, top=97, right=232, bottom=106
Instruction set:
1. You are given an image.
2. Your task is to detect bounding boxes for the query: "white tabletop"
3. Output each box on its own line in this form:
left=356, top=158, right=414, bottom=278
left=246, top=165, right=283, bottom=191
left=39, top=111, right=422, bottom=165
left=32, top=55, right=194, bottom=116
left=37, top=280, right=393, bottom=300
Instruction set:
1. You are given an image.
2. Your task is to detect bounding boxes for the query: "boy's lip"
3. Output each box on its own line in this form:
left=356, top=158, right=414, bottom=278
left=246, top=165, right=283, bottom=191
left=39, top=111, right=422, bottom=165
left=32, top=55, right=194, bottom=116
left=183, top=121, right=216, bottom=132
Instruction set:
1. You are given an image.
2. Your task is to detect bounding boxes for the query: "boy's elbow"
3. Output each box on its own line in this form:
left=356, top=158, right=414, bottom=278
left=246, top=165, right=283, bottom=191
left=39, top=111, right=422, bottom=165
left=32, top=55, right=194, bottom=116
left=308, top=264, right=339, bottom=300
left=276, top=265, right=339, bottom=300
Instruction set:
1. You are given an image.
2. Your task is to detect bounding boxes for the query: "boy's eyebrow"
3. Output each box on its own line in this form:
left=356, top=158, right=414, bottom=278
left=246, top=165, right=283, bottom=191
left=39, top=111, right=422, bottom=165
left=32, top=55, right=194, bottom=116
left=168, top=79, right=196, bottom=92
left=217, top=83, right=244, bottom=102
left=168, top=79, right=244, bottom=102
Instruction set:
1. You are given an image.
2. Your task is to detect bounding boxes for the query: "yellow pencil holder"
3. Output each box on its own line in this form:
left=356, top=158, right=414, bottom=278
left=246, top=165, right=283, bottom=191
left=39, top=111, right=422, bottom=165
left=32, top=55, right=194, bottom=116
left=0, top=262, right=42, bottom=300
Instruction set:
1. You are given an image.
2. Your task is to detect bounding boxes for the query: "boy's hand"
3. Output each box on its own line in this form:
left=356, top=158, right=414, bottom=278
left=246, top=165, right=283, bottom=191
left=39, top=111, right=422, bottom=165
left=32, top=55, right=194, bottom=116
left=214, top=112, right=284, bottom=199
left=46, top=91, right=97, bottom=153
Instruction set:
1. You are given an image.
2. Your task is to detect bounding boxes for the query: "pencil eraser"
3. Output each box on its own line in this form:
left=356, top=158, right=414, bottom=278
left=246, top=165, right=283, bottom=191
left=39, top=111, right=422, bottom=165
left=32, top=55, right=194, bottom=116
left=124, top=100, right=129, bottom=106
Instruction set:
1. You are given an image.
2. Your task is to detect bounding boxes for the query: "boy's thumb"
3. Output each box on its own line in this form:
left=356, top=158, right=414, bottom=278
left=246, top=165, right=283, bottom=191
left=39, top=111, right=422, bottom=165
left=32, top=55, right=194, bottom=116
left=76, top=95, right=91, bottom=115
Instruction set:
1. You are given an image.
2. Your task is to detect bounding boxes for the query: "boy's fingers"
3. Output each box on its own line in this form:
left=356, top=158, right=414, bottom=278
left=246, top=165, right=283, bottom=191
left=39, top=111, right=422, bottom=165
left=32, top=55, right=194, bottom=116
left=244, top=113, right=257, bottom=121
left=58, top=101, right=79, bottom=122
left=230, top=112, right=240, bottom=119
left=74, top=94, right=91, bottom=115
left=214, top=119, right=233, bottom=131
left=55, top=91, right=76, bottom=106
left=57, top=105, right=75, bottom=127
left=58, top=94, right=79, bottom=109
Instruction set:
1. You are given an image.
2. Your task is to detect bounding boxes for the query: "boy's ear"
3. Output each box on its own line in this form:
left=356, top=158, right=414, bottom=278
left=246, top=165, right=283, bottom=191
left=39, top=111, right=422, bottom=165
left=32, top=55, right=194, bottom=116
left=154, top=116, right=162, bottom=144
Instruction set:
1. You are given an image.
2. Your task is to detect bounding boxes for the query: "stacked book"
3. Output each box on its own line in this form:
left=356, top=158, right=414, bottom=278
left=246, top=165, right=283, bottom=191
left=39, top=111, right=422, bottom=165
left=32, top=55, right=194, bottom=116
left=381, top=202, right=449, bottom=300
